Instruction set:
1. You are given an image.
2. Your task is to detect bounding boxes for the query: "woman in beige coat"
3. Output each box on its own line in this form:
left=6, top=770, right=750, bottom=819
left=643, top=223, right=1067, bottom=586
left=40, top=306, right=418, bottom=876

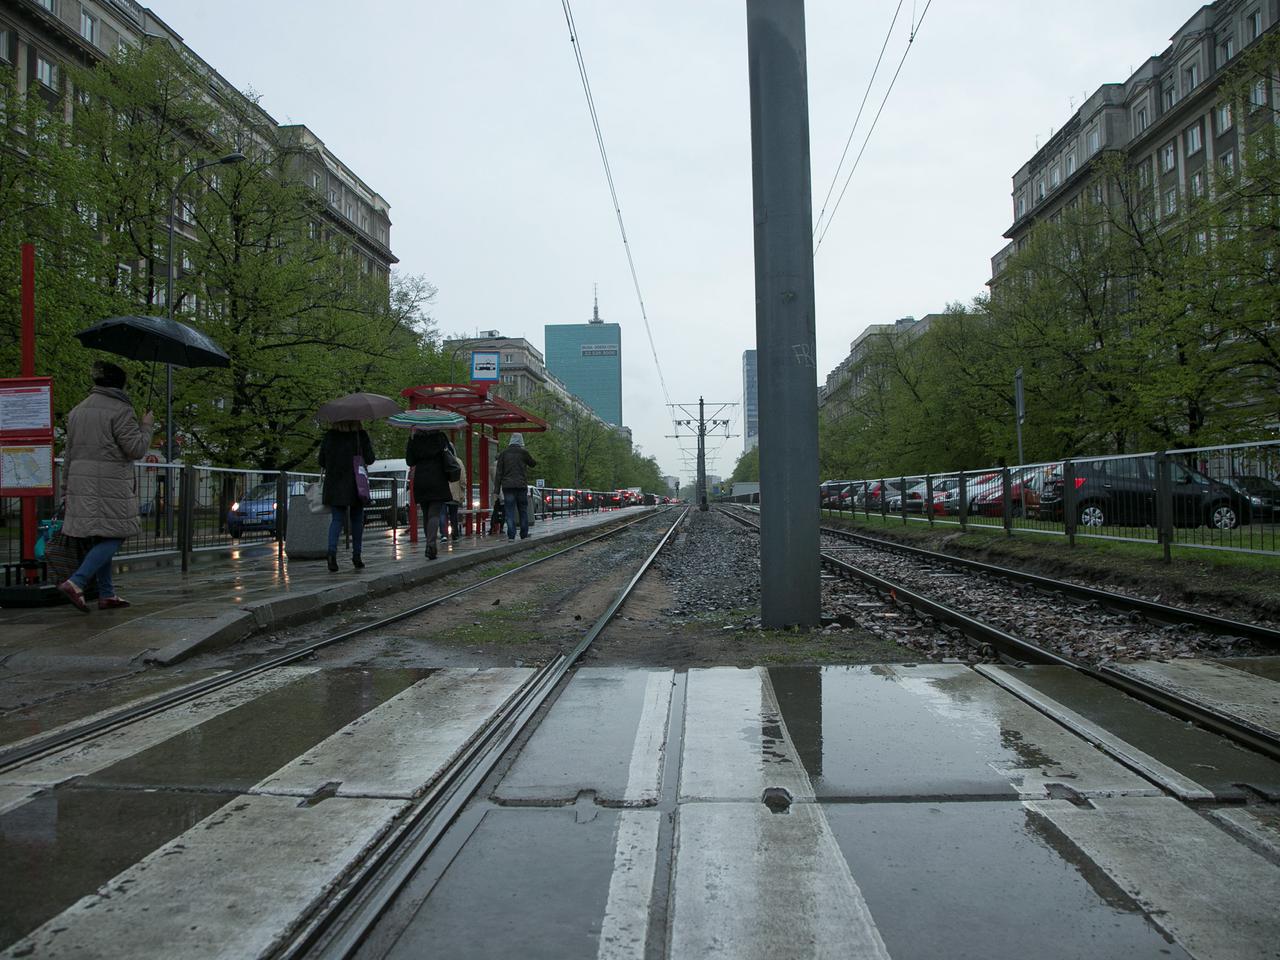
left=58, top=361, right=155, bottom=612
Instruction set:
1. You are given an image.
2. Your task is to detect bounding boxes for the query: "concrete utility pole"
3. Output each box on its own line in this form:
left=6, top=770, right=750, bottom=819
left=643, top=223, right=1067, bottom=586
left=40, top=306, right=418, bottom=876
left=746, top=0, right=820, bottom=628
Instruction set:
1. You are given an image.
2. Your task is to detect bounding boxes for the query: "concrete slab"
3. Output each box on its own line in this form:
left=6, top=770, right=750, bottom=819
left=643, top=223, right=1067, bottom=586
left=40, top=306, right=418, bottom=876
left=253, top=668, right=530, bottom=799
left=679, top=667, right=814, bottom=802
left=669, top=802, right=889, bottom=960
left=495, top=668, right=672, bottom=805
left=81, top=668, right=432, bottom=794
left=824, top=801, right=1192, bottom=960
left=0, top=786, right=230, bottom=951
left=1108, top=658, right=1280, bottom=740
left=0, top=784, right=39, bottom=817
left=1207, top=805, right=1280, bottom=861
left=1028, top=796, right=1280, bottom=960
left=0, top=667, right=316, bottom=789
left=383, top=807, right=652, bottom=960
left=3, top=793, right=406, bottom=959
left=980, top=663, right=1280, bottom=801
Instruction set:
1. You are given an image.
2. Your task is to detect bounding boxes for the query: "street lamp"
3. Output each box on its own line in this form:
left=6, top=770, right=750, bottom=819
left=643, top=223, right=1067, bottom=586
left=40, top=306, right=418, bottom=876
left=162, top=151, right=244, bottom=531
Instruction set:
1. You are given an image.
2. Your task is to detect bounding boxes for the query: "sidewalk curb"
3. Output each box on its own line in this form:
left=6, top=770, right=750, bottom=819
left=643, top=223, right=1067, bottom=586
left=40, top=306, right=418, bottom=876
left=144, top=514, right=641, bottom=666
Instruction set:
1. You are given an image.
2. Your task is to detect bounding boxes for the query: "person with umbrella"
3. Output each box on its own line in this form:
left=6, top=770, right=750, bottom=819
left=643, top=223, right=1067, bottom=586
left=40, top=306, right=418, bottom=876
left=56, top=360, right=156, bottom=612
left=315, top=393, right=399, bottom=571
left=405, top=426, right=457, bottom=560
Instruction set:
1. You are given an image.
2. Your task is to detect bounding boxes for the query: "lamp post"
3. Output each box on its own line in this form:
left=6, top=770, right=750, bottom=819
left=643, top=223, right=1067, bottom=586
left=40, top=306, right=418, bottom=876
left=163, top=151, right=244, bottom=533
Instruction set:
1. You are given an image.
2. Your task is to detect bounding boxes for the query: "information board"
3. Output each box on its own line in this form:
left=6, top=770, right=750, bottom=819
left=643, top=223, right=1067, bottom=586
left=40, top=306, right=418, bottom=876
left=0, top=378, right=53, bottom=436
left=471, top=351, right=500, bottom=382
left=0, top=442, right=54, bottom=495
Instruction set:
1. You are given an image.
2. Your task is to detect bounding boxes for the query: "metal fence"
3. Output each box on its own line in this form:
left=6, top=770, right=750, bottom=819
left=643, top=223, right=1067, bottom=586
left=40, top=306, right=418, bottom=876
left=817, top=440, right=1280, bottom=559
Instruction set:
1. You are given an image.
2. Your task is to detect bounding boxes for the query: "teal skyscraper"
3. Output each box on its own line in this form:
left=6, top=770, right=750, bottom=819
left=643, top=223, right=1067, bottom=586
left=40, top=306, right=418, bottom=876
left=545, top=294, right=623, bottom=426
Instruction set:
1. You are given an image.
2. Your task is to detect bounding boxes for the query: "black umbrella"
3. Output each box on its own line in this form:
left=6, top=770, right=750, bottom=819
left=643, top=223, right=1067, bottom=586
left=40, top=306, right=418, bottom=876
left=316, top=392, right=401, bottom=424
left=75, top=315, right=231, bottom=368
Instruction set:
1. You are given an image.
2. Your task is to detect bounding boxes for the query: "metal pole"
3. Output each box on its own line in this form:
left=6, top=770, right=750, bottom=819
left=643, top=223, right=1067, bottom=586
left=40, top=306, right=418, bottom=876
left=697, top=396, right=708, bottom=512
left=1014, top=367, right=1025, bottom=465
left=19, top=245, right=38, bottom=582
left=746, top=0, right=820, bottom=628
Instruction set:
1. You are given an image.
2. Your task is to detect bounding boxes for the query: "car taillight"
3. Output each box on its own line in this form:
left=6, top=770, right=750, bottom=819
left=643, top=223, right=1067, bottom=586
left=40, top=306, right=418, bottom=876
left=1074, top=478, right=1087, bottom=489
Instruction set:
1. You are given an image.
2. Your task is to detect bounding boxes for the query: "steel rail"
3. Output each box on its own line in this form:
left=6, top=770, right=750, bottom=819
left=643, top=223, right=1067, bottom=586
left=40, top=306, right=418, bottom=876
left=816, top=520, right=1280, bottom=647
left=720, top=505, right=1280, bottom=762
left=278, top=506, right=691, bottom=960
left=0, top=508, right=676, bottom=773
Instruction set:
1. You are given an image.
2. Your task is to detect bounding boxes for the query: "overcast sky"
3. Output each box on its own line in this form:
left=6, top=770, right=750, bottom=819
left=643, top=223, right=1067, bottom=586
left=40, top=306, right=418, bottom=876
left=161, top=0, right=1206, bottom=483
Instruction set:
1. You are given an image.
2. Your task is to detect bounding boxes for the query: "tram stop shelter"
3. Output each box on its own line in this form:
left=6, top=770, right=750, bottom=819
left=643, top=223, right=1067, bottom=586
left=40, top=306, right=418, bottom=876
left=400, top=384, right=548, bottom=541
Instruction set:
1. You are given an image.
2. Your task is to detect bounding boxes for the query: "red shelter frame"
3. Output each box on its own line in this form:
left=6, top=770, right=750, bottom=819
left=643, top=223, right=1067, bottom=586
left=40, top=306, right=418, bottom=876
left=399, top=384, right=548, bottom=542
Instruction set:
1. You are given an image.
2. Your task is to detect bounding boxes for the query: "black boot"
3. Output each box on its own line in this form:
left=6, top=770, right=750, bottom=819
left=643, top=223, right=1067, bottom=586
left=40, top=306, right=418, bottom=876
left=426, top=544, right=437, bottom=560
left=351, top=553, right=364, bottom=569
left=327, top=553, right=339, bottom=572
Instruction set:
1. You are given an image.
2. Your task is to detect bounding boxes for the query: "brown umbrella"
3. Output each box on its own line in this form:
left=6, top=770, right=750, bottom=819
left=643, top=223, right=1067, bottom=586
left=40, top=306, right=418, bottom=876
left=316, top=392, right=400, bottom=423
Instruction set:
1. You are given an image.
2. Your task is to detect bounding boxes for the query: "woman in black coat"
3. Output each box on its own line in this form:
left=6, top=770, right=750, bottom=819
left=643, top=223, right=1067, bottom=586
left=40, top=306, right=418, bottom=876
left=405, top=429, right=452, bottom=559
left=318, top=420, right=376, bottom=572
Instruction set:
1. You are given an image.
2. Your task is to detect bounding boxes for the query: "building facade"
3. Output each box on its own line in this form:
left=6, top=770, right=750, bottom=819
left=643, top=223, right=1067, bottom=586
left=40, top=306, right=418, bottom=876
left=992, top=0, right=1276, bottom=281
left=742, top=350, right=759, bottom=452
left=1, top=0, right=395, bottom=287
left=818, top=316, right=936, bottom=420
left=544, top=296, right=623, bottom=427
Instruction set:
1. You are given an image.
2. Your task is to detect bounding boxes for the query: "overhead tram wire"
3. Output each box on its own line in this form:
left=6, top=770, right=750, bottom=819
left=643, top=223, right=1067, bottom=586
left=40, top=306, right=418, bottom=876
left=812, top=0, right=905, bottom=243
left=813, top=0, right=935, bottom=255
left=559, top=1, right=675, bottom=420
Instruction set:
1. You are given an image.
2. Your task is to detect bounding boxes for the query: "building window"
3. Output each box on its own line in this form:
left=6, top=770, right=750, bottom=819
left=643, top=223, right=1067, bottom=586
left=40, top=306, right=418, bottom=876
left=80, top=11, right=96, bottom=44
left=1087, top=126, right=1101, bottom=155
left=35, top=0, right=54, bottom=10
left=1247, top=8, right=1262, bottom=42
left=1163, top=81, right=1176, bottom=111
left=1217, top=34, right=1235, bottom=67
left=36, top=56, right=57, bottom=89
left=1164, top=187, right=1178, bottom=216
left=1091, top=183, right=1104, bottom=205
left=308, top=221, right=318, bottom=240
left=1015, top=195, right=1026, bottom=218
left=1190, top=170, right=1205, bottom=199
left=0, top=29, right=10, bottom=63
left=1217, top=102, right=1233, bottom=133
left=1138, top=161, right=1151, bottom=188
left=329, top=188, right=338, bottom=205
left=1035, top=179, right=1046, bottom=203
left=1050, top=165, right=1061, bottom=188
left=1183, top=61, right=1200, bottom=93
left=1065, top=152, right=1076, bottom=176
left=117, top=263, right=132, bottom=287
left=1135, top=105, right=1149, bottom=133
left=1160, top=142, right=1176, bottom=172
left=1185, top=123, right=1203, bottom=155
left=1250, top=78, right=1268, bottom=109
left=1220, top=149, right=1236, bottom=176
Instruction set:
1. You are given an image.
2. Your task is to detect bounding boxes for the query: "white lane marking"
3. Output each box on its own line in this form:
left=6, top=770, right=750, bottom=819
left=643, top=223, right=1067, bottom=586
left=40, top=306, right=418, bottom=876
left=679, top=668, right=813, bottom=801
left=671, top=668, right=889, bottom=959
left=2, top=793, right=407, bottom=960
left=0, top=667, right=318, bottom=789
left=670, top=803, right=891, bottom=960
left=253, top=668, right=531, bottom=799
left=622, top=671, right=673, bottom=805
left=977, top=664, right=1215, bottom=801
left=1028, top=796, right=1280, bottom=960
left=596, top=809, right=661, bottom=960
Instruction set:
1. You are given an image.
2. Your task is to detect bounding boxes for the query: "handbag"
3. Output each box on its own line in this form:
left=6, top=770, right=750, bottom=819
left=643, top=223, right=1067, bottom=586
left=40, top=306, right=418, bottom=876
left=305, top=477, right=326, bottom=514
left=353, top=455, right=371, bottom=502
left=442, top=447, right=462, bottom=483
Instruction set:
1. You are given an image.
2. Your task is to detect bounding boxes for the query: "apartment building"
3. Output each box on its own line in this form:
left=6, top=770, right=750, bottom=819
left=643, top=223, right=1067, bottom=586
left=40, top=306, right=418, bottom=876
left=741, top=350, right=758, bottom=453
left=1, top=0, right=395, bottom=282
left=992, top=0, right=1276, bottom=280
left=818, top=315, right=936, bottom=420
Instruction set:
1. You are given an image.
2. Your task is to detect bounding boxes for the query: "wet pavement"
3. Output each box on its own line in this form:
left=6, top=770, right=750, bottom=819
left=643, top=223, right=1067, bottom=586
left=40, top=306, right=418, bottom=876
left=0, top=508, right=641, bottom=714
left=3, top=661, right=1280, bottom=957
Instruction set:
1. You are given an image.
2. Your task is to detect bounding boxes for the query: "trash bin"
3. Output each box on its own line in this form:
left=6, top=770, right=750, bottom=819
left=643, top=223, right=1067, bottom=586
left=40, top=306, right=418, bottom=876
left=285, top=494, right=330, bottom=560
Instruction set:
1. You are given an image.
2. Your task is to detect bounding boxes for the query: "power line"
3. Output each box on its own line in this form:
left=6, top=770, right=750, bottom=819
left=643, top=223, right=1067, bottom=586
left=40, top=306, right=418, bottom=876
left=814, top=0, right=935, bottom=255
left=812, top=0, right=905, bottom=242
left=559, top=1, right=673, bottom=412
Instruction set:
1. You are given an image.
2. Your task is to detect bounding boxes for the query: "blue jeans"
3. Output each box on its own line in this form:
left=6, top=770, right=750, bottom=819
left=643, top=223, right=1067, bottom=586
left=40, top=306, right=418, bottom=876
left=70, top=537, right=123, bottom=597
left=503, top=487, right=529, bottom=539
left=328, top=504, right=364, bottom=554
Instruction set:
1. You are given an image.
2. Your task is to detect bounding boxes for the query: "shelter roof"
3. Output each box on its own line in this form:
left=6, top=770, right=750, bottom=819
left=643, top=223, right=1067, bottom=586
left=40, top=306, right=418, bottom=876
left=400, top=384, right=548, bottom=433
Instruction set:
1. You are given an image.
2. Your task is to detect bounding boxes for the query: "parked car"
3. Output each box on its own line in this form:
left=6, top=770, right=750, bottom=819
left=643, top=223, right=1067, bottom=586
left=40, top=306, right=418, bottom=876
left=1223, top=475, right=1280, bottom=523
left=820, top=481, right=853, bottom=508
left=366, top=459, right=410, bottom=524
left=227, top=480, right=306, bottom=538
left=1039, top=458, right=1250, bottom=529
left=541, top=487, right=579, bottom=513
left=858, top=480, right=904, bottom=511
left=969, top=467, right=1054, bottom=518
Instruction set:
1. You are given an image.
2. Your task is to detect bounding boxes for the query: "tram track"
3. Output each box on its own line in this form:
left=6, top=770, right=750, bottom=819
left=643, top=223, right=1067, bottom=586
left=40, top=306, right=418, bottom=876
left=720, top=505, right=1280, bottom=763
left=0, top=508, right=683, bottom=775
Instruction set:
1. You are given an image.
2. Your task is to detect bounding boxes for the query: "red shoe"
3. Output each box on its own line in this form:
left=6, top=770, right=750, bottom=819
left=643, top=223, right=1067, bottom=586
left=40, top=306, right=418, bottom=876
left=58, top=580, right=90, bottom=613
left=98, top=596, right=131, bottom=610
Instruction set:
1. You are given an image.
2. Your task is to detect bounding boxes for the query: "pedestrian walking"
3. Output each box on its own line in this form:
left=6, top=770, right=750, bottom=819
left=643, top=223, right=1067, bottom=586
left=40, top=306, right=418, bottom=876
left=57, top=360, right=156, bottom=612
left=494, top=433, right=536, bottom=540
left=318, top=419, right=376, bottom=572
left=442, top=435, right=467, bottom=542
left=406, top=428, right=456, bottom=559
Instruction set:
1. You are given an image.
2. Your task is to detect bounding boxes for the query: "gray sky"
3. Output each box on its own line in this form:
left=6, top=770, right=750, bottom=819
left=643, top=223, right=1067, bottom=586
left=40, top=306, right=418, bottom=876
left=161, top=0, right=1206, bottom=482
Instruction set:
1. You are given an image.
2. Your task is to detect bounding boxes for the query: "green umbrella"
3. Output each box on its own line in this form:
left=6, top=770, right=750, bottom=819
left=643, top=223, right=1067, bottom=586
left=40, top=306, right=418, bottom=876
left=387, top=409, right=467, bottom=431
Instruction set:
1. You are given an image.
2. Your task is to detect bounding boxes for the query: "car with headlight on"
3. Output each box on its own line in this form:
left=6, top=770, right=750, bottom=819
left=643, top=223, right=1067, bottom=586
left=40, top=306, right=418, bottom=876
left=227, top=480, right=306, bottom=538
